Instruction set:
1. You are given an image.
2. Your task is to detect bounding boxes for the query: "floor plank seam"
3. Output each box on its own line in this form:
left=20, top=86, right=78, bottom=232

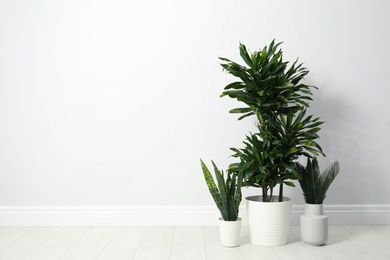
left=202, top=227, right=208, bottom=260
left=345, top=226, right=390, bottom=257
left=95, top=226, right=120, bottom=260
left=0, top=227, right=36, bottom=251
left=22, top=227, right=64, bottom=260
left=131, top=226, right=147, bottom=260
left=168, top=226, right=176, bottom=260
left=57, top=226, right=92, bottom=260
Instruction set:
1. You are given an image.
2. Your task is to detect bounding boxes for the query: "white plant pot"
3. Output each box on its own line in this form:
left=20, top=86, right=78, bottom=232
left=300, top=203, right=328, bottom=245
left=218, top=217, right=242, bottom=247
left=246, top=196, right=292, bottom=246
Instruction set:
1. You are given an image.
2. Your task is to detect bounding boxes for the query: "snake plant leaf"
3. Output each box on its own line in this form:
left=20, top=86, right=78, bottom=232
left=234, top=171, right=243, bottom=218
left=212, top=161, right=228, bottom=220
left=200, top=159, right=226, bottom=219
left=200, top=159, right=242, bottom=221
left=225, top=173, right=234, bottom=220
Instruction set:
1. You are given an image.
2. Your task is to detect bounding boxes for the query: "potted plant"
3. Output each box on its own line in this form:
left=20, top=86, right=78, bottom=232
left=296, top=157, right=340, bottom=245
left=200, top=159, right=243, bottom=247
left=220, top=40, right=324, bottom=246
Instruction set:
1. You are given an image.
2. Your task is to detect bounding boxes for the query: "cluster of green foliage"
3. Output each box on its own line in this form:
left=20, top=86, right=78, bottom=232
left=200, top=39, right=340, bottom=217
left=229, top=110, right=323, bottom=202
left=200, top=159, right=243, bottom=221
left=220, top=41, right=313, bottom=123
left=296, top=157, right=340, bottom=204
left=220, top=40, right=324, bottom=202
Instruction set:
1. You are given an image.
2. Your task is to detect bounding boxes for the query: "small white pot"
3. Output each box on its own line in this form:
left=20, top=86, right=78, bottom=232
left=300, top=204, right=328, bottom=245
left=246, top=196, right=292, bottom=246
left=218, top=217, right=242, bottom=247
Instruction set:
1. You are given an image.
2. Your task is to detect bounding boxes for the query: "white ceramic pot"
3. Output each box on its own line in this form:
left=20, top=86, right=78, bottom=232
left=300, top=203, right=328, bottom=245
left=218, top=217, right=242, bottom=247
left=246, top=196, right=292, bottom=246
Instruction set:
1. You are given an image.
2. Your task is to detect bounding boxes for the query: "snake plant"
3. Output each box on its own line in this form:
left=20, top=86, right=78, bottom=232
left=296, top=157, right=340, bottom=204
left=200, top=159, right=243, bottom=221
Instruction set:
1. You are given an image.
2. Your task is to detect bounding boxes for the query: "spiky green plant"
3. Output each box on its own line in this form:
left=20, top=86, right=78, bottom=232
left=296, top=157, right=340, bottom=204
left=200, top=159, right=243, bottom=221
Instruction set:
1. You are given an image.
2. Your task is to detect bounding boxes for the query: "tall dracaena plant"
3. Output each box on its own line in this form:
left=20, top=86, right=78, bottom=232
left=220, top=40, right=314, bottom=123
left=221, top=40, right=324, bottom=202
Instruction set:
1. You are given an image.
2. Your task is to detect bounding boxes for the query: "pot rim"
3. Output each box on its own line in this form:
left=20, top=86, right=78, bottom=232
left=218, top=217, right=242, bottom=222
left=246, top=195, right=291, bottom=203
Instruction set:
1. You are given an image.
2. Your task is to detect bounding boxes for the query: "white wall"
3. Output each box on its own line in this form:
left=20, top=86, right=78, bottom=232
left=1, top=0, right=389, bottom=212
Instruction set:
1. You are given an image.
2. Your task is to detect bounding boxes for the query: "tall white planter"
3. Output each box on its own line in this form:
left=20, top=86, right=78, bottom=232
left=246, top=196, right=292, bottom=246
left=218, top=217, right=242, bottom=247
left=300, top=204, right=328, bottom=245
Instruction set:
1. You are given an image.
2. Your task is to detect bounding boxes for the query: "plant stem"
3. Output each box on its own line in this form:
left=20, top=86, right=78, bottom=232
left=262, top=187, right=267, bottom=202
left=278, top=183, right=283, bottom=202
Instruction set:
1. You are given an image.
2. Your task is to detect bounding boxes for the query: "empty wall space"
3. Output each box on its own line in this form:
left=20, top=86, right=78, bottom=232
left=0, top=0, right=389, bottom=225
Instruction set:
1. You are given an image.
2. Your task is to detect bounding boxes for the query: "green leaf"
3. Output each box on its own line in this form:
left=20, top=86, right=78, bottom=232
left=200, top=160, right=243, bottom=220
left=239, top=43, right=253, bottom=68
left=285, top=147, right=299, bottom=157
left=224, top=82, right=245, bottom=90
left=229, top=107, right=253, bottom=114
left=212, top=162, right=227, bottom=198
left=218, top=57, right=231, bottom=62
left=298, top=157, right=340, bottom=204
left=237, top=111, right=255, bottom=120
left=200, top=159, right=225, bottom=219
left=284, top=181, right=296, bottom=187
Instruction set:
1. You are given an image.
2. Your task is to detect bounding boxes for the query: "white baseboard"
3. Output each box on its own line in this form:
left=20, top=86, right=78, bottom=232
left=0, top=204, right=389, bottom=226
left=0, top=206, right=221, bottom=226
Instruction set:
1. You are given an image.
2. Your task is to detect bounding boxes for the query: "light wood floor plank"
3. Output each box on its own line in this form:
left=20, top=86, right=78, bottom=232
left=96, top=226, right=146, bottom=260
left=0, top=227, right=61, bottom=260
left=377, top=225, right=390, bottom=235
left=132, top=226, right=175, bottom=260
left=170, top=227, right=206, bottom=260
left=291, top=226, right=355, bottom=260
left=271, top=231, right=316, bottom=260
left=203, top=226, right=243, bottom=260
left=0, top=227, right=35, bottom=250
left=238, top=226, right=281, bottom=260
left=59, top=227, right=118, bottom=260
left=325, top=226, right=387, bottom=259
left=22, top=227, right=91, bottom=260
left=343, top=225, right=390, bottom=257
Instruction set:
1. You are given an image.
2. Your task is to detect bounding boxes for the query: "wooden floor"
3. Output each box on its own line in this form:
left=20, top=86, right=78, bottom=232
left=0, top=226, right=389, bottom=259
